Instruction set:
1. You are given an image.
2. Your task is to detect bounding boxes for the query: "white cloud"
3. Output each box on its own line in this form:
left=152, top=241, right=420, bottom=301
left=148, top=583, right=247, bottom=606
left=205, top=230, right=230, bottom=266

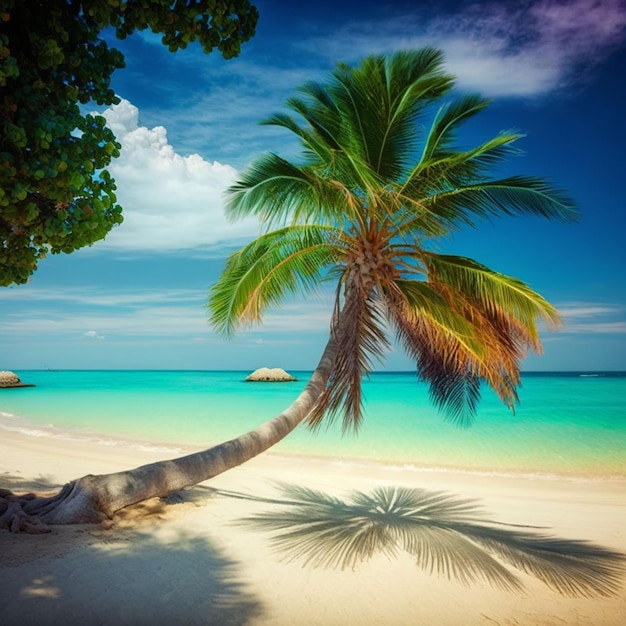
left=78, top=3, right=625, bottom=256
left=304, top=0, right=626, bottom=97
left=560, top=304, right=623, bottom=318
left=560, top=322, right=626, bottom=333
left=0, top=285, right=206, bottom=306
left=557, top=301, right=626, bottom=333
left=0, top=286, right=333, bottom=342
left=92, top=99, right=261, bottom=252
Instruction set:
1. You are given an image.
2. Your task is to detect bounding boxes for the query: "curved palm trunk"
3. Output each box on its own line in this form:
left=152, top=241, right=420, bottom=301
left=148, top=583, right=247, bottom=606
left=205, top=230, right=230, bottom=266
left=1, top=336, right=338, bottom=531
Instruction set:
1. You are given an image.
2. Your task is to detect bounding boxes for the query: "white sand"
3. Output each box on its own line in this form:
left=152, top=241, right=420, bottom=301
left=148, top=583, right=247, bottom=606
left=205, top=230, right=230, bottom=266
left=1, top=429, right=625, bottom=625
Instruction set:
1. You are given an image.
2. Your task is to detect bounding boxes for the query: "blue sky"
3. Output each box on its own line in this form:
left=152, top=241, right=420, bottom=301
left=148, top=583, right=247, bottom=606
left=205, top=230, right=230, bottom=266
left=2, top=0, right=626, bottom=372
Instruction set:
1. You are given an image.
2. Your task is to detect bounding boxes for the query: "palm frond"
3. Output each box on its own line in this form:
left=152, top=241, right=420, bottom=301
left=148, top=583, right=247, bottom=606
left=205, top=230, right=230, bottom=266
left=261, top=111, right=331, bottom=155
left=239, top=484, right=625, bottom=597
left=225, top=153, right=319, bottom=223
left=208, top=225, right=342, bottom=336
left=285, top=87, right=342, bottom=153
left=306, top=280, right=390, bottom=433
left=329, top=49, right=454, bottom=181
left=383, top=278, right=526, bottom=425
left=424, top=253, right=561, bottom=332
left=421, top=176, right=578, bottom=228
left=418, top=94, right=491, bottom=166
left=404, top=133, right=524, bottom=203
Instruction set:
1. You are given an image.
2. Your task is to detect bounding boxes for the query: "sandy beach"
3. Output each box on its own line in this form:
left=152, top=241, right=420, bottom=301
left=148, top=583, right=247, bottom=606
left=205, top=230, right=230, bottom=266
left=1, top=429, right=625, bottom=625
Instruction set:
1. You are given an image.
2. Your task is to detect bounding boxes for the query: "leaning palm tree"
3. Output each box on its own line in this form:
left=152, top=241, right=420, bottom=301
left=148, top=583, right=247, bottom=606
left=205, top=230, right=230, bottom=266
left=1, top=49, right=577, bottom=532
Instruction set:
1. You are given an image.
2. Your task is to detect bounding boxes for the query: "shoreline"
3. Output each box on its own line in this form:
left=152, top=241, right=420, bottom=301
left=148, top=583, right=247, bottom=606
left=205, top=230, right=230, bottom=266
left=1, top=427, right=625, bottom=624
left=2, top=416, right=625, bottom=482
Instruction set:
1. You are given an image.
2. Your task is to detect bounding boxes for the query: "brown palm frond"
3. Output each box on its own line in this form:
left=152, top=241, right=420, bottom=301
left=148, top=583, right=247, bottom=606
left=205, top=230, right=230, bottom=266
left=307, top=277, right=389, bottom=432
left=382, top=281, right=487, bottom=424
left=382, top=277, right=546, bottom=423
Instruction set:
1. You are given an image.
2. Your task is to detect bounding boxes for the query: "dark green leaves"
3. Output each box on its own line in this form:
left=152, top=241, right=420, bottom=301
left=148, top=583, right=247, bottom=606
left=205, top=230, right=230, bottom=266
left=0, top=0, right=258, bottom=285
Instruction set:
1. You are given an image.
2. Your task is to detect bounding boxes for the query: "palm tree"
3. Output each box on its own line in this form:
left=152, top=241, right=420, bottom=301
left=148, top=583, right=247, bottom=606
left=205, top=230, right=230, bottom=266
left=2, top=48, right=577, bottom=531
left=210, top=48, right=576, bottom=430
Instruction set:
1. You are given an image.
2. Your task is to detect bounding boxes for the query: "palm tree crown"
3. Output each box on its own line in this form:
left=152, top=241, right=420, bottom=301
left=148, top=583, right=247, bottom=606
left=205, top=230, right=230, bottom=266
left=209, top=49, right=577, bottom=430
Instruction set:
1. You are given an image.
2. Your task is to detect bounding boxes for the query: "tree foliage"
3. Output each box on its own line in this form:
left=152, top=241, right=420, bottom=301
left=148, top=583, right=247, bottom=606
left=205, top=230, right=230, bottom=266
left=0, top=0, right=258, bottom=285
left=210, top=49, right=578, bottom=427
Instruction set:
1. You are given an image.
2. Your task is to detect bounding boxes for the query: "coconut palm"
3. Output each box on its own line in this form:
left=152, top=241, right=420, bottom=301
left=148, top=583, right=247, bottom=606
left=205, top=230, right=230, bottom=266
left=210, top=48, right=576, bottom=431
left=237, top=483, right=625, bottom=597
left=2, top=48, right=577, bottom=531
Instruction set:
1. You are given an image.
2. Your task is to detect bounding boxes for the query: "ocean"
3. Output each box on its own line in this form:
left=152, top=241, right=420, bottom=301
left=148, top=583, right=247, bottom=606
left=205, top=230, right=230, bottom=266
left=1, top=370, right=625, bottom=479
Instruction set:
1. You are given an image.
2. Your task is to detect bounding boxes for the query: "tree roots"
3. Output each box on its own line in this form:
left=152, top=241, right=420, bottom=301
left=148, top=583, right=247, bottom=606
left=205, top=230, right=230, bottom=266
left=0, top=479, right=109, bottom=533
left=0, top=489, right=52, bottom=533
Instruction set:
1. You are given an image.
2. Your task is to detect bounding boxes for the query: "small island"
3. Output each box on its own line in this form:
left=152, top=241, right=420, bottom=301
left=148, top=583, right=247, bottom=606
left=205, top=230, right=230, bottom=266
left=245, top=367, right=297, bottom=382
left=0, top=371, right=35, bottom=389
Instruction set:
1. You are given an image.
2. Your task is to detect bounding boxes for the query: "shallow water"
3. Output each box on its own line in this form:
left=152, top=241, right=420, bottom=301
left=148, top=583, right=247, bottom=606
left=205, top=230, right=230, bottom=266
left=1, top=370, right=625, bottom=478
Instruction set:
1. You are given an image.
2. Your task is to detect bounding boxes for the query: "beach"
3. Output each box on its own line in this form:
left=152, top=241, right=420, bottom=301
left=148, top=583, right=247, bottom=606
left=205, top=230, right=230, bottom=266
left=1, top=427, right=625, bottom=625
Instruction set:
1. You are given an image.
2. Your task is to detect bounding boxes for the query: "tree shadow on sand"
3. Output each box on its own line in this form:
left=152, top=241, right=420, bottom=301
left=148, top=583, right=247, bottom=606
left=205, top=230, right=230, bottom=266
left=1, top=479, right=264, bottom=625
left=228, top=483, right=625, bottom=598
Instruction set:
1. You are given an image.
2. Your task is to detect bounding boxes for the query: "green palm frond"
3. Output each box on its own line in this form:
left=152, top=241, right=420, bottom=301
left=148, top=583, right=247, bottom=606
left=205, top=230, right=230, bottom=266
left=224, top=153, right=330, bottom=225
left=424, top=253, right=561, bottom=333
left=261, top=111, right=335, bottom=159
left=285, top=89, right=342, bottom=153
left=328, top=50, right=453, bottom=181
left=406, top=134, right=524, bottom=201
left=226, top=151, right=371, bottom=229
left=209, top=225, right=342, bottom=336
left=239, top=484, right=625, bottom=597
left=418, top=94, right=492, bottom=166
left=421, top=175, right=577, bottom=228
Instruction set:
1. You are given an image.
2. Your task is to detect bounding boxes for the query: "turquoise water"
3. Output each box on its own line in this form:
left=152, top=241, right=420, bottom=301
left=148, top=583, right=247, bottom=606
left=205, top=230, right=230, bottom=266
left=1, top=370, right=625, bottom=478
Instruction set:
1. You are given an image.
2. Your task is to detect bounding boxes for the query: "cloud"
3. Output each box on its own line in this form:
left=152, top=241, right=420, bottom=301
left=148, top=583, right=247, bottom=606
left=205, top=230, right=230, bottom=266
left=91, top=99, right=261, bottom=253
left=0, top=285, right=333, bottom=342
left=0, top=285, right=206, bottom=306
left=103, top=1, right=626, bottom=174
left=560, top=304, right=623, bottom=318
left=560, top=322, right=626, bottom=333
left=80, top=3, right=625, bottom=256
left=304, top=0, right=626, bottom=97
left=557, top=301, right=626, bottom=333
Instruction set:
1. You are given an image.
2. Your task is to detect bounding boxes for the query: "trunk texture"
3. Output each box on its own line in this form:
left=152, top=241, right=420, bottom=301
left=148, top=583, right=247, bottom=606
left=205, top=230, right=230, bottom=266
left=1, top=336, right=338, bottom=531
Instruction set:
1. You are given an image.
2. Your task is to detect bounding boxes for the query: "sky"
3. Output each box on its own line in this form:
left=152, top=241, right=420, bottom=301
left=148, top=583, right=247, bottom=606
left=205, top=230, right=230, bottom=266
left=2, top=0, right=626, bottom=372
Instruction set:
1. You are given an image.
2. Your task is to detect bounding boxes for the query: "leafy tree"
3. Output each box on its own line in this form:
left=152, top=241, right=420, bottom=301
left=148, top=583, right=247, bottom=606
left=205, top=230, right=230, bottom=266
left=1, top=50, right=578, bottom=534
left=0, top=0, right=258, bottom=286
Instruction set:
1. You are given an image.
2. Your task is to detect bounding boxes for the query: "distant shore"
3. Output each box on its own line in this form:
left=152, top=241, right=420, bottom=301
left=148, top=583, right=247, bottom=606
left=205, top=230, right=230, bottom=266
left=1, top=427, right=625, bottom=625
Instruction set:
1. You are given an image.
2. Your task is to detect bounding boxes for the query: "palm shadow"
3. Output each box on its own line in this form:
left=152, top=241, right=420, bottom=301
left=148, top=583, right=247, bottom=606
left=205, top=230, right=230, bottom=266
left=229, top=483, right=625, bottom=598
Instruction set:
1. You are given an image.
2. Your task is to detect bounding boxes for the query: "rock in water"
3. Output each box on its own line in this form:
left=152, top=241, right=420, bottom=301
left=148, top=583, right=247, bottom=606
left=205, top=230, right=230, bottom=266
left=246, top=367, right=297, bottom=382
left=0, top=370, right=35, bottom=388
